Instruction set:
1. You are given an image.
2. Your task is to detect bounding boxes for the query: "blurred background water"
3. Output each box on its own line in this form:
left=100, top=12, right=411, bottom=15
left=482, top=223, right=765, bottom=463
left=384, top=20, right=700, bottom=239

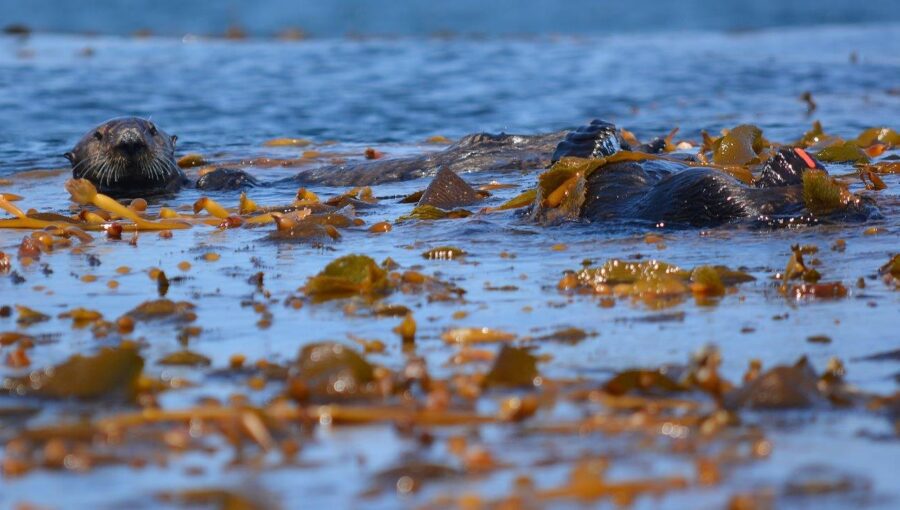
left=3, top=0, right=900, bottom=37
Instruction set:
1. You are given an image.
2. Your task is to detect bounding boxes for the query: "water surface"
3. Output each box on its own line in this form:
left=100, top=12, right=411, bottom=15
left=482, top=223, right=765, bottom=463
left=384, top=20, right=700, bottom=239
left=0, top=23, right=898, bottom=510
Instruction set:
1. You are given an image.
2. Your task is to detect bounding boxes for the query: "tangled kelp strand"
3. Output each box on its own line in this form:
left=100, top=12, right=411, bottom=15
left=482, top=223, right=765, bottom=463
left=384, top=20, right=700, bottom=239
left=711, top=124, right=768, bottom=166
left=488, top=188, right=536, bottom=211
left=303, top=254, right=389, bottom=301
left=559, top=258, right=753, bottom=307
left=398, top=205, right=473, bottom=221
left=123, top=298, right=197, bottom=323
left=802, top=169, right=859, bottom=216
left=483, top=346, right=540, bottom=388
left=816, top=141, right=870, bottom=164
left=442, top=327, right=516, bottom=345
left=287, top=342, right=376, bottom=402
left=855, top=126, right=900, bottom=148
left=5, top=345, right=143, bottom=400
left=66, top=179, right=189, bottom=230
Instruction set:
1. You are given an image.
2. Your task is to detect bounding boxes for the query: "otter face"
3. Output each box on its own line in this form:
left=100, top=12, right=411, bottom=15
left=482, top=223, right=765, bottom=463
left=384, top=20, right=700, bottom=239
left=65, top=118, right=186, bottom=197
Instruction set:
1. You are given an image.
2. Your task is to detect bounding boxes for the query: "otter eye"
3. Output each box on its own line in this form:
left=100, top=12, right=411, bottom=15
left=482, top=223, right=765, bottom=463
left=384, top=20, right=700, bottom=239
left=93, top=131, right=103, bottom=141
left=148, top=124, right=158, bottom=136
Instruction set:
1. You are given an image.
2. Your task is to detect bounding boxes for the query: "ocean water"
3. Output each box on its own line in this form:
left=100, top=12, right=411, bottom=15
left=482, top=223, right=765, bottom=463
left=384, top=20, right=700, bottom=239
left=0, top=7, right=899, bottom=510
left=3, top=0, right=900, bottom=36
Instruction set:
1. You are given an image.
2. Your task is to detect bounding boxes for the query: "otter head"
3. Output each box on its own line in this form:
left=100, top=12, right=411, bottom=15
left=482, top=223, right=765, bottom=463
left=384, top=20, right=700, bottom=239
left=65, top=118, right=186, bottom=197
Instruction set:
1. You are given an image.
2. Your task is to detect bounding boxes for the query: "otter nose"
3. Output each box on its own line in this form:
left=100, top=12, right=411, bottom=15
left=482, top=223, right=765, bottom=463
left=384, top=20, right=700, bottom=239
left=115, top=128, right=147, bottom=156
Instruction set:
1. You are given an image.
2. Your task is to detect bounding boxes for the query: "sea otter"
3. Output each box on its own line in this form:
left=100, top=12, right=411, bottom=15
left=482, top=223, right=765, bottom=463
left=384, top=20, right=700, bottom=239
left=65, top=118, right=257, bottom=197
left=65, top=117, right=549, bottom=196
left=537, top=120, right=874, bottom=227
left=65, top=118, right=876, bottom=227
left=65, top=118, right=185, bottom=196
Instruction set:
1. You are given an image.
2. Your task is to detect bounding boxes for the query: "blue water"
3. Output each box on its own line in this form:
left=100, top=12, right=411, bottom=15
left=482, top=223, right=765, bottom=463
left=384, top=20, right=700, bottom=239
left=3, top=0, right=900, bottom=36
left=0, top=9, right=899, bottom=510
left=1, top=24, right=898, bottom=175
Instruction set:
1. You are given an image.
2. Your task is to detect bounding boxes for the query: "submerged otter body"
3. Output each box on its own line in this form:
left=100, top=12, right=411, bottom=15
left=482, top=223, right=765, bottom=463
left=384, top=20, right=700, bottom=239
left=290, top=131, right=567, bottom=187
left=579, top=159, right=807, bottom=227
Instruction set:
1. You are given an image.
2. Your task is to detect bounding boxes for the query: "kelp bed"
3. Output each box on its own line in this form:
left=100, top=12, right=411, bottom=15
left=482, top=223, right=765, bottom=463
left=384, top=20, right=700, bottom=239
left=0, top=117, right=899, bottom=509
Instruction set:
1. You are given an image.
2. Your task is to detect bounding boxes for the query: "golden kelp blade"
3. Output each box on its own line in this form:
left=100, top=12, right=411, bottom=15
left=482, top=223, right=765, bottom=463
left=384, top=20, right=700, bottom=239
left=65, top=178, right=189, bottom=230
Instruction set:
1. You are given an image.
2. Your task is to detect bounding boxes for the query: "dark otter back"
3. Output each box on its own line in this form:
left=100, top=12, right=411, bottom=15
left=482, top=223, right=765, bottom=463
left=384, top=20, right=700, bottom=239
left=629, top=168, right=757, bottom=227
left=579, top=160, right=669, bottom=221
left=582, top=161, right=777, bottom=227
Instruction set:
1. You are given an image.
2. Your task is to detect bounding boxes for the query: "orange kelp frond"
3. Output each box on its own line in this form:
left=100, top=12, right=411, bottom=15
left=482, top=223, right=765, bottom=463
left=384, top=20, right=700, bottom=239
left=65, top=179, right=189, bottom=230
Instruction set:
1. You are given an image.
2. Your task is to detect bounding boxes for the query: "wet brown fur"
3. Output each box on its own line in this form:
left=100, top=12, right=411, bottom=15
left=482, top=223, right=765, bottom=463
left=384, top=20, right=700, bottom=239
left=66, top=117, right=185, bottom=197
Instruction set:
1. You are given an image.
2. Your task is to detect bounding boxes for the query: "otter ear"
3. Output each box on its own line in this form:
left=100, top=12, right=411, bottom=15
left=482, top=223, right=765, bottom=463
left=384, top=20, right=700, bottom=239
left=63, top=152, right=75, bottom=165
left=171, top=135, right=178, bottom=145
